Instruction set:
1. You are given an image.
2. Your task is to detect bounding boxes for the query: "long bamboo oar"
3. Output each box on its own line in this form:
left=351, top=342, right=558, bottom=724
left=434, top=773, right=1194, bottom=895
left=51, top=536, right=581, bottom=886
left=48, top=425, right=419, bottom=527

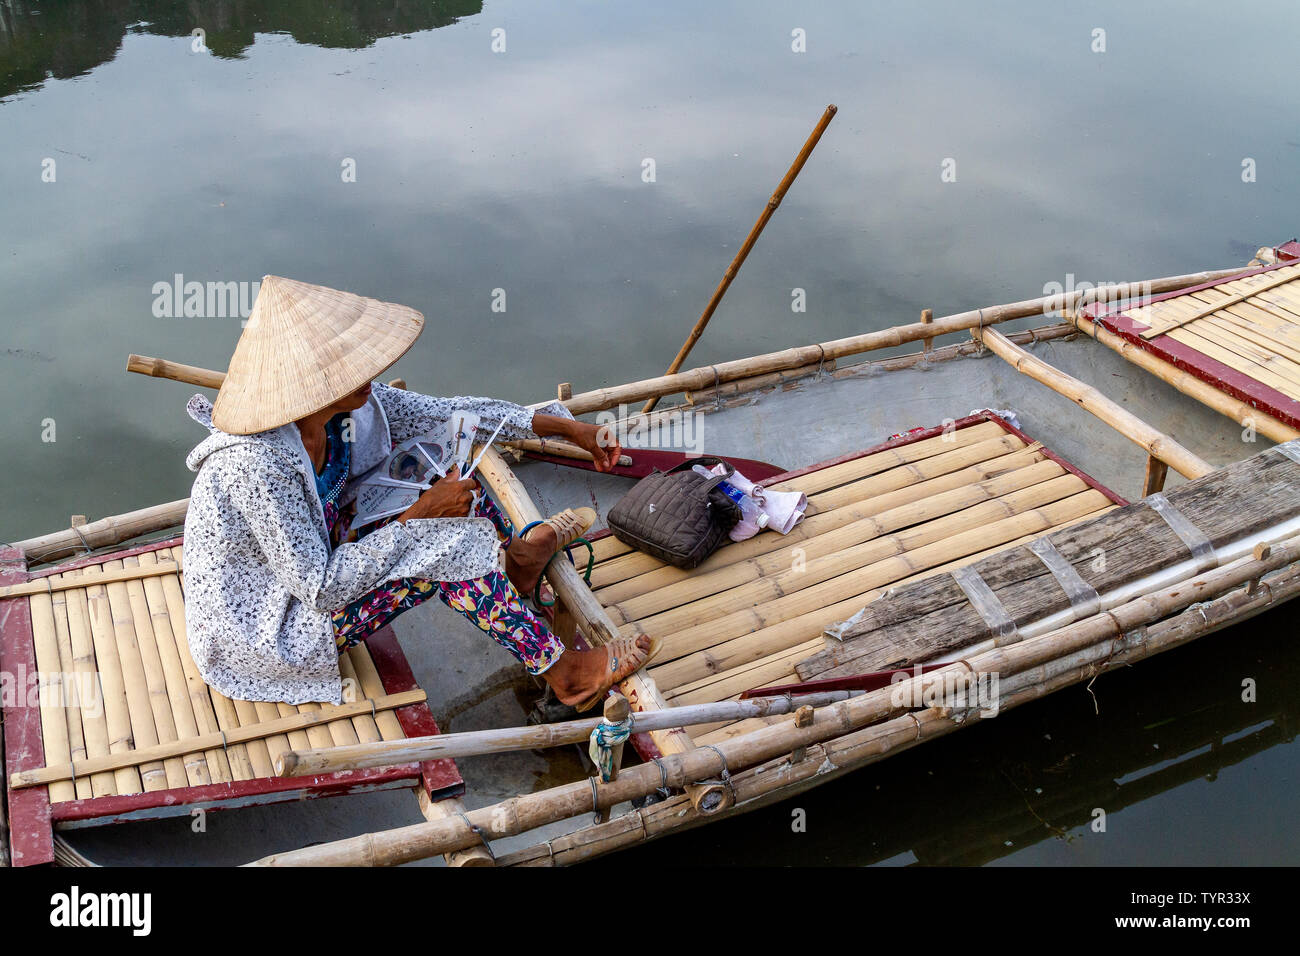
left=641, top=104, right=838, bottom=415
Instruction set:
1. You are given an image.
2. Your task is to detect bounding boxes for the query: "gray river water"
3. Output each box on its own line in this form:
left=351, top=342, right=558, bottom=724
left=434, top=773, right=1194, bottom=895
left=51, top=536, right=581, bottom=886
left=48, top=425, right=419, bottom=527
left=2, top=0, right=1297, bottom=864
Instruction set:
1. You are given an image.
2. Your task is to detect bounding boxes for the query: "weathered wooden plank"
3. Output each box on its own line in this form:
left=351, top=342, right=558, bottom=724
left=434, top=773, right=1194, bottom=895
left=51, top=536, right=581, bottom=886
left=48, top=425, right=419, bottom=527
left=797, top=444, right=1300, bottom=678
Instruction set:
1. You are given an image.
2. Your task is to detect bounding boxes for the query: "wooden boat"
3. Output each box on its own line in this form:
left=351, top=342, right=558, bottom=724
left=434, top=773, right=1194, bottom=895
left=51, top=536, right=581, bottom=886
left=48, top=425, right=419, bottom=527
left=4, top=239, right=1300, bottom=866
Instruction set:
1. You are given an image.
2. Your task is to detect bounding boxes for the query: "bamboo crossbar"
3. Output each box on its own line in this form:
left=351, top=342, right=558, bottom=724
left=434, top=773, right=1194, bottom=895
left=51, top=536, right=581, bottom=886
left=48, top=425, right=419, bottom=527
left=274, top=690, right=857, bottom=777
left=1070, top=311, right=1300, bottom=443
left=971, top=325, right=1215, bottom=479
left=246, top=526, right=1300, bottom=865
left=0, top=559, right=182, bottom=599
left=8, top=690, right=426, bottom=789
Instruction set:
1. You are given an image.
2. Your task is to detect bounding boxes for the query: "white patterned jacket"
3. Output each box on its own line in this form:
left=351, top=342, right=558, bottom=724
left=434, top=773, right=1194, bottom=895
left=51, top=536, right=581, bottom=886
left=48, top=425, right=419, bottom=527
left=182, top=382, right=569, bottom=705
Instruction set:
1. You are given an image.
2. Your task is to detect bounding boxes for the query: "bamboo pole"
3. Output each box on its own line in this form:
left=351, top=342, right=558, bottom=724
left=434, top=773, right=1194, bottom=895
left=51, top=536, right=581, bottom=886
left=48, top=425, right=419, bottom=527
left=137, top=551, right=212, bottom=786
left=121, top=269, right=1245, bottom=423
left=1070, top=310, right=1300, bottom=443
left=47, top=578, right=92, bottom=799
left=568, top=268, right=1245, bottom=416
left=156, top=549, right=235, bottom=782
left=643, top=104, right=838, bottom=414
left=8, top=691, right=426, bottom=789
left=126, top=353, right=225, bottom=389
left=61, top=570, right=120, bottom=796
left=475, top=444, right=729, bottom=811
left=273, top=689, right=857, bottom=777
left=971, top=325, right=1215, bottom=480
left=417, top=793, right=495, bottom=867
left=245, top=529, right=1300, bottom=865
left=11, top=499, right=189, bottom=566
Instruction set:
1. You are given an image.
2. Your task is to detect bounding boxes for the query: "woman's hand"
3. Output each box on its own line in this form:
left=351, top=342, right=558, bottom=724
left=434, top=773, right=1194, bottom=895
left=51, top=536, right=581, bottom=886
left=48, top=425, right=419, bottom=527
left=566, top=420, right=623, bottom=473
left=398, top=466, right=478, bottom=521
left=530, top=413, right=623, bottom=473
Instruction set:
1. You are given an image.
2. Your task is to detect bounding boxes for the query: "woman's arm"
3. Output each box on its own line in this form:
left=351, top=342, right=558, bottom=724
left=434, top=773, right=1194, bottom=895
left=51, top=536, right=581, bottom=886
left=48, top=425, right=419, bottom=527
left=214, top=445, right=500, bottom=613
left=374, top=383, right=622, bottom=472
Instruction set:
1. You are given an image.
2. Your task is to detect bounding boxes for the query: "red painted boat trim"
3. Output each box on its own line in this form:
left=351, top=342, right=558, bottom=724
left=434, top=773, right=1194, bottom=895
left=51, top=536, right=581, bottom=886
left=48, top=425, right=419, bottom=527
left=1082, top=264, right=1300, bottom=431
left=49, top=766, right=420, bottom=825
left=0, top=546, right=54, bottom=866
left=980, top=411, right=1128, bottom=506
left=524, top=449, right=787, bottom=482
left=364, top=626, right=464, bottom=798
left=1276, top=239, right=1300, bottom=261
left=26, top=534, right=185, bottom=580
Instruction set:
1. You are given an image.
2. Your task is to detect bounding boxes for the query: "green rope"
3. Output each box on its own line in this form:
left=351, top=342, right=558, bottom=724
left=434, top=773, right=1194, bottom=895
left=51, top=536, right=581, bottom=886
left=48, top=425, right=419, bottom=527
left=528, top=535, right=595, bottom=608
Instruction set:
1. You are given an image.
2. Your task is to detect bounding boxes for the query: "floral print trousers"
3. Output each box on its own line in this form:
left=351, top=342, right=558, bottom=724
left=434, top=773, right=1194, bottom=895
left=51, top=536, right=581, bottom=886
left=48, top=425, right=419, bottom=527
left=331, top=494, right=565, bottom=675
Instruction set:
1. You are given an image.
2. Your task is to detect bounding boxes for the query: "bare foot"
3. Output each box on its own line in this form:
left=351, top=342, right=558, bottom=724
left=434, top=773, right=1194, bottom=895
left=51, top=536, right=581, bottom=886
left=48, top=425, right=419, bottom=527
left=544, top=635, right=654, bottom=709
left=505, top=522, right=557, bottom=595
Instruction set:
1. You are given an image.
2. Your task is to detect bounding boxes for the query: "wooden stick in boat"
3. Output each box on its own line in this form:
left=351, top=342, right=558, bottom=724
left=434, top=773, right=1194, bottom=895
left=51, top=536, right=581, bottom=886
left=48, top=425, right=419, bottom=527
left=8, top=690, right=426, bottom=790
left=273, top=689, right=857, bottom=777
left=503, top=438, right=632, bottom=467
left=244, top=531, right=1300, bottom=865
left=1070, top=310, right=1300, bottom=443
left=0, top=559, right=181, bottom=599
left=643, top=104, right=838, bottom=414
left=971, top=325, right=1215, bottom=480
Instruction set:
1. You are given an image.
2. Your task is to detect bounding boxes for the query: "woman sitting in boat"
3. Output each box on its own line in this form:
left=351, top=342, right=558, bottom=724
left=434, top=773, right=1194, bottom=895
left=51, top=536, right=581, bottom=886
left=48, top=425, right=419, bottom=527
left=182, top=275, right=654, bottom=712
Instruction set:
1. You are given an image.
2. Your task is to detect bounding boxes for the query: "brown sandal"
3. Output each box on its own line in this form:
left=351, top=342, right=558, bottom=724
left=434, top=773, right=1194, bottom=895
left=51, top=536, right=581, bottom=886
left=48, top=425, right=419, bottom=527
left=575, top=635, right=662, bottom=712
left=523, top=507, right=596, bottom=554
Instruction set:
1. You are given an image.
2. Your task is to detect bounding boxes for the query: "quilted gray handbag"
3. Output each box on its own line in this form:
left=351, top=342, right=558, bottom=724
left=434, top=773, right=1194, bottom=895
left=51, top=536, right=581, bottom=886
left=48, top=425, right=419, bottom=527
left=606, top=456, right=742, bottom=569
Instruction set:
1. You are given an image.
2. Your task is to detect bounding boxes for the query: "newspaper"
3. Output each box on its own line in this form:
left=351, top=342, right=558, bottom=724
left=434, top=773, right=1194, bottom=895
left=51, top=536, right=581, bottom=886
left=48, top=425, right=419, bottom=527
left=352, top=411, right=505, bottom=526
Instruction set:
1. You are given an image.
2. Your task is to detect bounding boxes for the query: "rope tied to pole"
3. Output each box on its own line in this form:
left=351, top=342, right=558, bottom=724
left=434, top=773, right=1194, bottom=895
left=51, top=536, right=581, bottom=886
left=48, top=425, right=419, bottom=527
left=588, top=711, right=633, bottom=783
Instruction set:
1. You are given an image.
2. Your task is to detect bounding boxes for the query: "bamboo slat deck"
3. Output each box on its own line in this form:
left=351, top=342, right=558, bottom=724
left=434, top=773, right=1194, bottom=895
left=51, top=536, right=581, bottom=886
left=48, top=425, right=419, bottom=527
left=588, top=413, right=1126, bottom=747
left=0, top=536, right=463, bottom=867
left=1087, top=257, right=1300, bottom=430
left=797, top=442, right=1300, bottom=683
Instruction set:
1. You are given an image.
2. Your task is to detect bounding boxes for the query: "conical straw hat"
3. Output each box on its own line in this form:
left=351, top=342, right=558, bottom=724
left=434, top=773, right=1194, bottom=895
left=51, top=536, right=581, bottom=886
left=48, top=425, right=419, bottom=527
left=213, top=275, right=424, bottom=435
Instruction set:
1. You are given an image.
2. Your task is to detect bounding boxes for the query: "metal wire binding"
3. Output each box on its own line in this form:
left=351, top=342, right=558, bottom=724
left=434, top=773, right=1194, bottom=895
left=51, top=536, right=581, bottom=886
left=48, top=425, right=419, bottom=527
left=457, top=811, right=495, bottom=859
left=651, top=756, right=671, bottom=800
left=700, top=744, right=736, bottom=806
left=589, top=776, right=605, bottom=825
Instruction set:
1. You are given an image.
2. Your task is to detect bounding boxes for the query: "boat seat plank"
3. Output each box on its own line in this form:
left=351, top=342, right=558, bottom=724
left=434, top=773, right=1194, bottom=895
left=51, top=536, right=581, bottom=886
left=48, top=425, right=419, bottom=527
left=1089, top=261, right=1300, bottom=432
left=1, top=536, right=464, bottom=865
left=594, top=414, right=1126, bottom=707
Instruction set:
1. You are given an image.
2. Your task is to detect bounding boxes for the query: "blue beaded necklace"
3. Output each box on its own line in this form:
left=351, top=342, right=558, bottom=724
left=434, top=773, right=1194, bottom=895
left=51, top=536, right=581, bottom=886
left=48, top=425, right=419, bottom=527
left=314, top=414, right=351, bottom=506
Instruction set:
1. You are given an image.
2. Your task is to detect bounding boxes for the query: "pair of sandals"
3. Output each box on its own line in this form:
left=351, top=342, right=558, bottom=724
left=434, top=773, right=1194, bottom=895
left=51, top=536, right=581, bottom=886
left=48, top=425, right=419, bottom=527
left=519, top=507, right=662, bottom=712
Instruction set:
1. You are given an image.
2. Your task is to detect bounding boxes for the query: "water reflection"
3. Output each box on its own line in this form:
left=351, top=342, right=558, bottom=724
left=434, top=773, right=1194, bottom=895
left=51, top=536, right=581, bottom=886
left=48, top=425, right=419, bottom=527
left=0, top=0, right=481, bottom=100
left=599, top=604, right=1298, bottom=866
